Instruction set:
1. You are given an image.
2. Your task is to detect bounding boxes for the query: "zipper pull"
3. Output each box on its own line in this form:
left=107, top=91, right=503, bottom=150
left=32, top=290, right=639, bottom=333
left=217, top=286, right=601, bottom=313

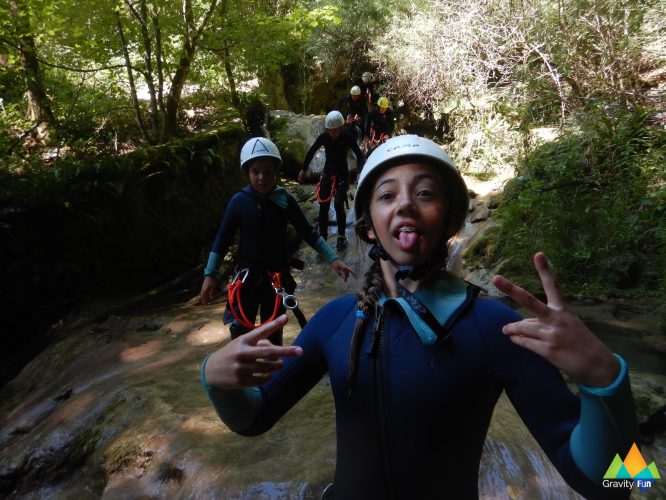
left=366, top=304, right=385, bottom=356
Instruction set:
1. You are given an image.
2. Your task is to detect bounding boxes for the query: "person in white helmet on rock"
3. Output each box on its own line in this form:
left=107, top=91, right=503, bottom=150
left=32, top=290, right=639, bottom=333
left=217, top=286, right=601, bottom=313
left=337, top=85, right=367, bottom=143
left=202, top=134, right=637, bottom=499
left=298, top=111, right=366, bottom=252
left=200, top=137, right=355, bottom=345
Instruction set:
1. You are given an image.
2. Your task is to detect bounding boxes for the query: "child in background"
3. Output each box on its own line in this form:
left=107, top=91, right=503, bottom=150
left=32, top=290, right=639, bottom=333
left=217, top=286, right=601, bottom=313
left=200, top=137, right=355, bottom=346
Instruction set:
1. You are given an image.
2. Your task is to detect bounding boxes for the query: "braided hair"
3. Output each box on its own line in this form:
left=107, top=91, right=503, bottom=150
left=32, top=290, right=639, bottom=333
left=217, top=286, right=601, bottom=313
left=347, top=163, right=466, bottom=392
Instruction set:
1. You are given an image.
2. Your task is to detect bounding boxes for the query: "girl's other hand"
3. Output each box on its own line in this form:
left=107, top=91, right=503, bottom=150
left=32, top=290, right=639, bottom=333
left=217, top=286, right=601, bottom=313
left=492, top=252, right=619, bottom=388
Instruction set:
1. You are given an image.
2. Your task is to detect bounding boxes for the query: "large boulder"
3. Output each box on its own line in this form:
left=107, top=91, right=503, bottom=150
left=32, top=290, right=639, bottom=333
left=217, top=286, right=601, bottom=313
left=268, top=110, right=326, bottom=179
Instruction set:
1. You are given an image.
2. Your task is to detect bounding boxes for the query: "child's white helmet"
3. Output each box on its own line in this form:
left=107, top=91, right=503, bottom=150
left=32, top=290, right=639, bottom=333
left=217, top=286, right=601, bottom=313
left=240, top=137, right=282, bottom=170
left=354, top=135, right=469, bottom=241
left=325, top=110, right=345, bottom=129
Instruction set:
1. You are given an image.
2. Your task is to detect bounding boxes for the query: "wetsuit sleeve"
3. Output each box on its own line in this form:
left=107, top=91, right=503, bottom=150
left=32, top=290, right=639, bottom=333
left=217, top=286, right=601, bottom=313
left=239, top=297, right=355, bottom=435
left=204, top=252, right=222, bottom=277
left=204, top=193, right=242, bottom=276
left=302, top=134, right=325, bottom=172
left=337, top=96, right=347, bottom=113
left=201, top=354, right=264, bottom=431
left=570, top=355, right=638, bottom=482
left=202, top=298, right=354, bottom=436
left=476, top=299, right=635, bottom=498
left=312, top=237, right=338, bottom=263
left=286, top=194, right=322, bottom=247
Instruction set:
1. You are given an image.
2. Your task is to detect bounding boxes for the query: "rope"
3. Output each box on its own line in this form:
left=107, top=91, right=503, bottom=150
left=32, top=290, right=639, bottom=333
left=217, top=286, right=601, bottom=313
left=227, top=271, right=282, bottom=330
left=315, top=174, right=336, bottom=203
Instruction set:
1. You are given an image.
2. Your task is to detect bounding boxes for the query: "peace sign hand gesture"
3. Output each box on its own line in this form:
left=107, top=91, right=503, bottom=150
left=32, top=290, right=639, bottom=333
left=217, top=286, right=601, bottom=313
left=491, top=252, right=620, bottom=388
left=204, top=315, right=303, bottom=390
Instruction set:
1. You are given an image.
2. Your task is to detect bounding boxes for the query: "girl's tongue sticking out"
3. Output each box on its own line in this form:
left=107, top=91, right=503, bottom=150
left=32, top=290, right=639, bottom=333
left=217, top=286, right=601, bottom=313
left=398, top=227, right=419, bottom=251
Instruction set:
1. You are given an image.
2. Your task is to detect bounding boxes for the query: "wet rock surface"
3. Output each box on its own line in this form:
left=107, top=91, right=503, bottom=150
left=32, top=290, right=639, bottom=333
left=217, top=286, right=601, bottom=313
left=1, top=184, right=664, bottom=499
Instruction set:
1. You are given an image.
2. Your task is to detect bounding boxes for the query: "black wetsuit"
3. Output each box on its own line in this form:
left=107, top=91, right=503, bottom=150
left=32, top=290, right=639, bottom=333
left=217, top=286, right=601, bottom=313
left=354, top=78, right=379, bottom=107
left=302, top=131, right=365, bottom=238
left=366, top=107, right=395, bottom=139
left=337, top=94, right=367, bottom=140
left=207, top=185, right=323, bottom=344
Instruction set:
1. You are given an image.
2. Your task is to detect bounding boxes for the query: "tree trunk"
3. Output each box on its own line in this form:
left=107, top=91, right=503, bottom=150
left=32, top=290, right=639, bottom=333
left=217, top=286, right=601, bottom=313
left=152, top=8, right=166, bottom=140
left=219, top=0, right=239, bottom=109
left=136, top=0, right=160, bottom=142
left=223, top=44, right=240, bottom=109
left=115, top=10, right=149, bottom=142
left=10, top=0, right=56, bottom=140
left=164, top=0, right=219, bottom=137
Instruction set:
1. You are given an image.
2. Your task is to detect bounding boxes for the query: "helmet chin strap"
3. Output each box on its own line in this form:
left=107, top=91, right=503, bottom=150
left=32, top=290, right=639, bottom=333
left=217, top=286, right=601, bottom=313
left=368, top=241, right=431, bottom=281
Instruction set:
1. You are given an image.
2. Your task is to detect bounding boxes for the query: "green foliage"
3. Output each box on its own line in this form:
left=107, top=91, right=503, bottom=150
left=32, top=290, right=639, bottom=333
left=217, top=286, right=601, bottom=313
left=489, top=104, right=666, bottom=297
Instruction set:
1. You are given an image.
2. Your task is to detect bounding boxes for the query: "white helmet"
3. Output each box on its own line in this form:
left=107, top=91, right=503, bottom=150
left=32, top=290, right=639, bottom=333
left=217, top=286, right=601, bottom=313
left=325, top=110, right=345, bottom=129
left=354, top=135, right=469, bottom=241
left=361, top=72, right=372, bottom=83
left=350, top=85, right=361, bottom=96
left=240, top=137, right=282, bottom=170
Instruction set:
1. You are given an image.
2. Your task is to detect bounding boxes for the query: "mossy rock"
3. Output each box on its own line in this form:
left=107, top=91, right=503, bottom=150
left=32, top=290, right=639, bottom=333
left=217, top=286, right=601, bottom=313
left=268, top=110, right=325, bottom=179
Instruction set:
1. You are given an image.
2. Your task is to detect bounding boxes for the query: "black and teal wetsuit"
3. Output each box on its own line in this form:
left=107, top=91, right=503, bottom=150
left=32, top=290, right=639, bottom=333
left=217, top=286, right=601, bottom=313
left=203, top=185, right=337, bottom=345
left=302, top=131, right=365, bottom=239
left=203, top=273, right=636, bottom=499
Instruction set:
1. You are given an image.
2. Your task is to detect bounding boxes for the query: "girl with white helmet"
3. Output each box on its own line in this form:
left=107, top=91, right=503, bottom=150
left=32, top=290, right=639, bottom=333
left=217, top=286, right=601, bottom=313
left=202, top=135, right=636, bottom=498
left=298, top=111, right=366, bottom=252
left=200, top=137, right=355, bottom=346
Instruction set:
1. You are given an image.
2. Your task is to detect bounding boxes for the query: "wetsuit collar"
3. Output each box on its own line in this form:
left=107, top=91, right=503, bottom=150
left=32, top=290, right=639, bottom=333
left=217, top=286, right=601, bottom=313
left=266, top=185, right=287, bottom=209
left=242, top=184, right=288, bottom=209
left=379, top=271, right=478, bottom=345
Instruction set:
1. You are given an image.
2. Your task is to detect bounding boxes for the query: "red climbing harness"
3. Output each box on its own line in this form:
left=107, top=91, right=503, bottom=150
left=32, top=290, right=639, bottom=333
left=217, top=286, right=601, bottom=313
left=363, top=130, right=388, bottom=156
left=315, top=174, right=337, bottom=203
left=369, top=130, right=387, bottom=147
left=227, top=268, right=299, bottom=330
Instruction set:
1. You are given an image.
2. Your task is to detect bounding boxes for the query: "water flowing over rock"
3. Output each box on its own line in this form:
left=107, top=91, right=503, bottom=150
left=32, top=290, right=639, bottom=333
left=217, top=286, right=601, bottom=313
left=1, top=152, right=664, bottom=500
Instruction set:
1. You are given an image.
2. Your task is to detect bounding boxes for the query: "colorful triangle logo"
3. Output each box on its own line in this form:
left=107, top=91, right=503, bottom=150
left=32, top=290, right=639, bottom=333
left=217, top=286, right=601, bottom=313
left=603, top=443, right=660, bottom=480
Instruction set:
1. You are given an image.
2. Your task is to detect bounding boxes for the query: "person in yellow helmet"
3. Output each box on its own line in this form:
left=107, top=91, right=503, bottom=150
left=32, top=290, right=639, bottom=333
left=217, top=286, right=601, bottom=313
left=365, top=96, right=395, bottom=145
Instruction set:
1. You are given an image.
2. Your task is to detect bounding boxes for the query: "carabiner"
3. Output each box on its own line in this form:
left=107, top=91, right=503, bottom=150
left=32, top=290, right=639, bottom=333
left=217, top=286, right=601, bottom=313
left=275, top=288, right=299, bottom=310
left=231, top=267, right=250, bottom=285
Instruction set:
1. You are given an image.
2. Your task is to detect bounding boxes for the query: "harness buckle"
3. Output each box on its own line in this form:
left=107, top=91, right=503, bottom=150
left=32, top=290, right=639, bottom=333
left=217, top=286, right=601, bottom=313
left=275, top=288, right=299, bottom=310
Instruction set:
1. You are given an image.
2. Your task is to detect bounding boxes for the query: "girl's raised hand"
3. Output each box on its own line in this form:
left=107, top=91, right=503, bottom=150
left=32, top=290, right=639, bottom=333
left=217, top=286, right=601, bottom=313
left=204, top=315, right=303, bottom=390
left=491, top=252, right=619, bottom=388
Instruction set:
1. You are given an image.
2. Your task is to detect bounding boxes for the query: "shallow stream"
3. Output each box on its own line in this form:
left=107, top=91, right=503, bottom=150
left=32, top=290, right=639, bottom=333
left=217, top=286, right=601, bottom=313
left=0, top=184, right=664, bottom=499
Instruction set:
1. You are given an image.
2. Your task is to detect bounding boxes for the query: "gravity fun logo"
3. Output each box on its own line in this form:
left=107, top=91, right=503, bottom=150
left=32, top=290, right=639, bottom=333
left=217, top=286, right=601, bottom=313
left=603, top=443, right=660, bottom=490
